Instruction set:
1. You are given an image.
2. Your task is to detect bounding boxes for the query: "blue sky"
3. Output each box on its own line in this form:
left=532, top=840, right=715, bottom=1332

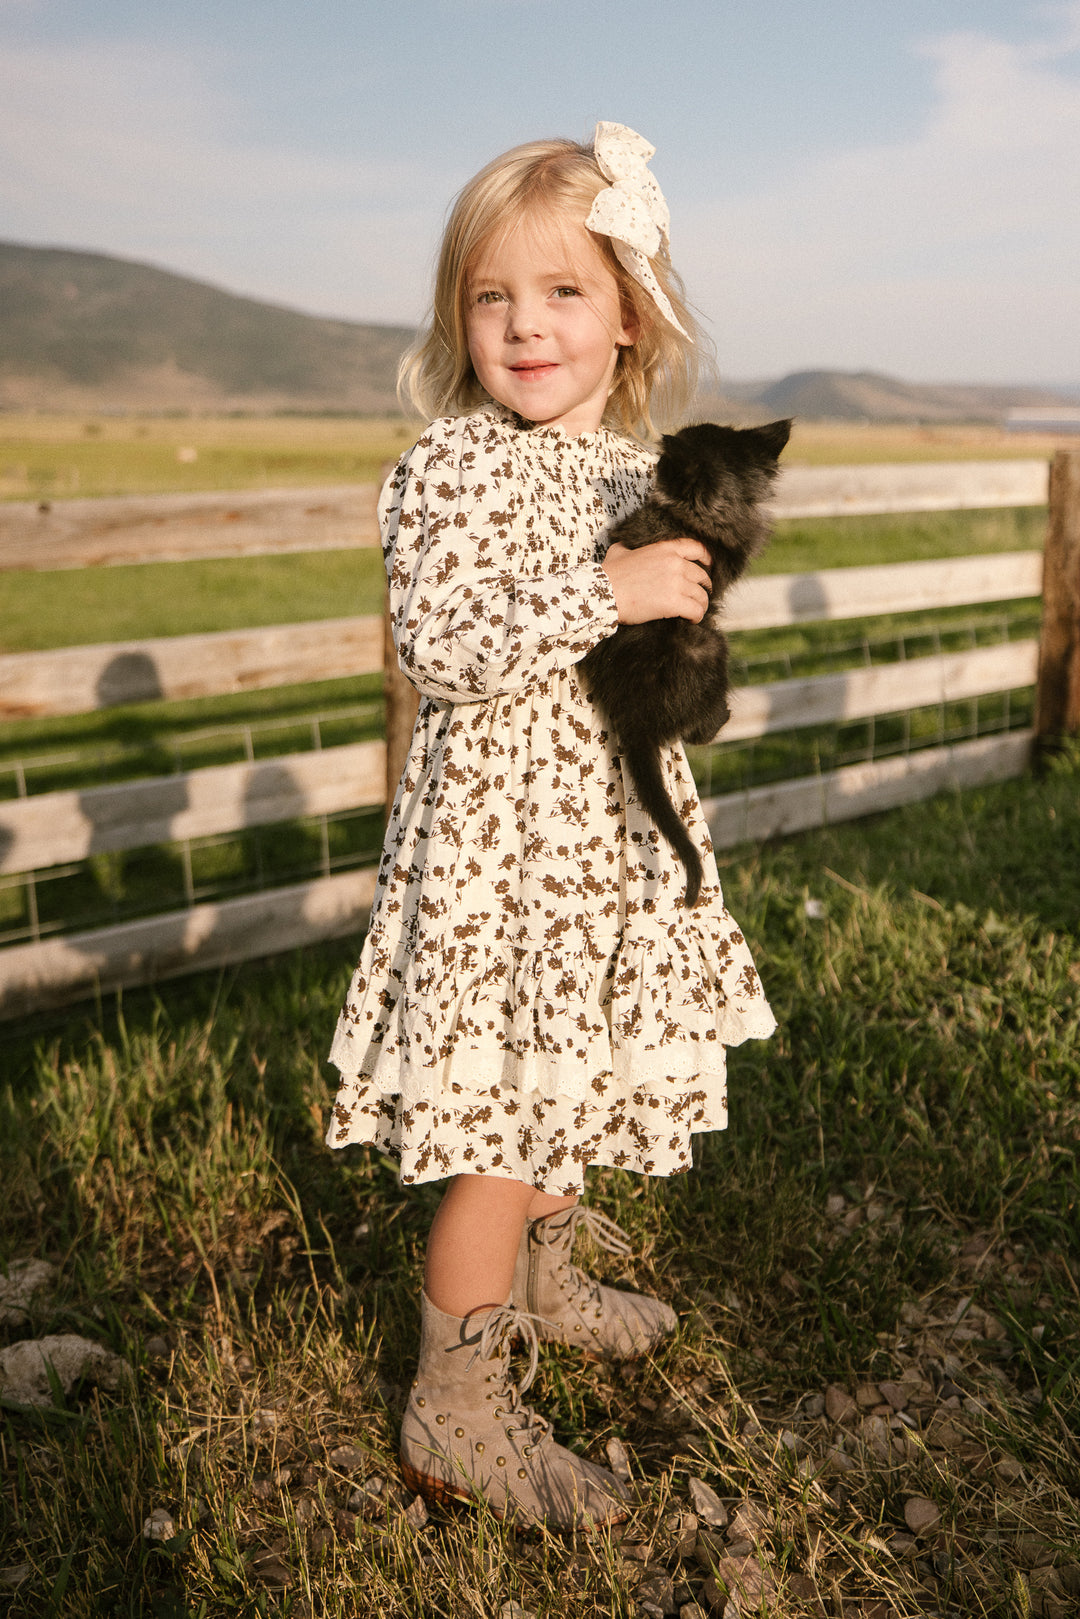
left=1, top=0, right=1077, bottom=384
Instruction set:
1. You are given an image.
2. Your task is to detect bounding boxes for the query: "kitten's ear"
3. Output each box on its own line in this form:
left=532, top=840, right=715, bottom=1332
left=755, top=418, right=793, bottom=459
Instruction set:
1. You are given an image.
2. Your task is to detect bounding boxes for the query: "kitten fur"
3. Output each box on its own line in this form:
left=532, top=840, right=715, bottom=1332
left=581, top=418, right=791, bottom=907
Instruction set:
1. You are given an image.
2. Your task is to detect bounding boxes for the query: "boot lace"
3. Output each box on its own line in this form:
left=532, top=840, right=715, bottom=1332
left=537, top=1207, right=634, bottom=1260
left=468, top=1304, right=554, bottom=1447
left=535, top=1207, right=633, bottom=1312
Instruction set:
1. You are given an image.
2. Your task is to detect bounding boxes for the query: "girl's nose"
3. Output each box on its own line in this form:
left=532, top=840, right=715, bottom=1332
left=505, top=298, right=546, bottom=341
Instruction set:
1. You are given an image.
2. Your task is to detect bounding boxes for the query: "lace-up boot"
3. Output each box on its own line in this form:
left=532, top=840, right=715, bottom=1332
left=399, top=1293, right=628, bottom=1529
left=513, top=1207, right=677, bottom=1359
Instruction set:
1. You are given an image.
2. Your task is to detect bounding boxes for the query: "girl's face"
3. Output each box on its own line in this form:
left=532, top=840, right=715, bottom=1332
left=465, top=215, right=638, bottom=435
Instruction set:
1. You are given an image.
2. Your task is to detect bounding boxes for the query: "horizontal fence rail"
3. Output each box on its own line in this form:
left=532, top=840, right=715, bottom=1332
left=0, top=555, right=1042, bottom=722
left=0, top=742, right=385, bottom=874
left=0, top=448, right=1074, bottom=1019
left=702, top=731, right=1033, bottom=848
left=768, top=458, right=1047, bottom=519
left=0, top=615, right=383, bottom=719
left=0, top=869, right=379, bottom=1019
left=0, top=459, right=1048, bottom=572
left=723, top=551, right=1042, bottom=630
left=0, top=485, right=380, bottom=572
left=720, top=641, right=1038, bottom=742
left=1, top=638, right=1037, bottom=879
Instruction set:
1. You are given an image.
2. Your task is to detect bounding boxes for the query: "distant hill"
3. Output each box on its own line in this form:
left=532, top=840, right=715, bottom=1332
left=0, top=241, right=415, bottom=412
left=709, top=368, right=1073, bottom=424
left=1, top=242, right=1075, bottom=420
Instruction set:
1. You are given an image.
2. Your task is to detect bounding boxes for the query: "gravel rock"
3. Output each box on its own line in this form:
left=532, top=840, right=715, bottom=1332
left=251, top=1551, right=293, bottom=1588
left=0, top=1260, right=56, bottom=1326
left=328, top=1444, right=365, bottom=1472
left=637, top=1569, right=676, bottom=1613
left=825, top=1385, right=857, bottom=1424
left=606, top=1436, right=633, bottom=1483
left=702, top=1553, right=776, bottom=1614
left=726, top=1499, right=769, bottom=1543
left=695, top=1529, right=728, bottom=1569
left=687, top=1477, right=728, bottom=1528
left=403, top=1494, right=428, bottom=1530
left=903, top=1496, right=941, bottom=1535
left=142, top=1507, right=176, bottom=1541
left=672, top=1512, right=699, bottom=1557
left=0, top=1334, right=130, bottom=1406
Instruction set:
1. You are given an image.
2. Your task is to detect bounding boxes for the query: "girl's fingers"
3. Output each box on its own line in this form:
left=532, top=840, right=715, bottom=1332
left=602, top=540, right=714, bottom=624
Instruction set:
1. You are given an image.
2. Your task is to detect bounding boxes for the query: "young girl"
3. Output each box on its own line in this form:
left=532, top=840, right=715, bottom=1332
left=326, top=122, right=775, bottom=1529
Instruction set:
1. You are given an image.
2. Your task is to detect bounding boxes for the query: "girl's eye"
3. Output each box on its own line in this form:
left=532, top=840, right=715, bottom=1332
left=553, top=286, right=580, bottom=299
left=475, top=290, right=504, bottom=305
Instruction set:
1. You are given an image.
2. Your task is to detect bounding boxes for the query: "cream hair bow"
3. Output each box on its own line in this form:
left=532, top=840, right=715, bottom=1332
left=586, top=121, right=690, bottom=338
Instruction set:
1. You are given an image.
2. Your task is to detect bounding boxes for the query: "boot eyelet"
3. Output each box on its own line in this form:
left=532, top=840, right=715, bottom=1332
left=435, top=1413, right=446, bottom=1424
left=454, top=1427, right=464, bottom=1438
left=591, top=1327, right=600, bottom=1336
left=475, top=1442, right=484, bottom=1454
left=493, top=1407, right=504, bottom=1419
left=518, top=1468, right=528, bottom=1479
left=496, top=1456, right=506, bottom=1467
left=416, top=1396, right=426, bottom=1406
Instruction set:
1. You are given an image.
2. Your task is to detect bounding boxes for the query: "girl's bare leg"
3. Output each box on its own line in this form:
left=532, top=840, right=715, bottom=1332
left=424, top=1174, right=577, bottom=1317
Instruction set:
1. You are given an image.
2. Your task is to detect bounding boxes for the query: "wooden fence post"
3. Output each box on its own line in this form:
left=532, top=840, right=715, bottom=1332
left=1034, top=449, right=1080, bottom=751
left=380, top=463, right=420, bottom=815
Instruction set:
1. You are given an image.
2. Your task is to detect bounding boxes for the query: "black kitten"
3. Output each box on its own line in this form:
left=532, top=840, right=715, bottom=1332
left=581, top=419, right=791, bottom=907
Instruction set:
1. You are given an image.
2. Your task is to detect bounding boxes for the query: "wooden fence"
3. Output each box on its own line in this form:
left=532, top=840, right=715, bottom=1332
left=1, top=452, right=1076, bottom=1020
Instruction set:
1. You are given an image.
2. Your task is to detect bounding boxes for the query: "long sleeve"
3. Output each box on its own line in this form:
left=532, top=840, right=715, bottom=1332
left=382, top=415, right=620, bottom=703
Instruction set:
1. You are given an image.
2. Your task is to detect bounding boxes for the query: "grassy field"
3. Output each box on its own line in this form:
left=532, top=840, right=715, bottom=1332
left=0, top=417, right=419, bottom=502
left=0, top=413, right=1067, bottom=504
left=0, top=505, right=1047, bottom=658
left=1, top=747, right=1077, bottom=1617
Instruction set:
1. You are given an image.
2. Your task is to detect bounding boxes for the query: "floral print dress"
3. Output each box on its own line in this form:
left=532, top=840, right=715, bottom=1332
left=326, top=405, right=775, bottom=1194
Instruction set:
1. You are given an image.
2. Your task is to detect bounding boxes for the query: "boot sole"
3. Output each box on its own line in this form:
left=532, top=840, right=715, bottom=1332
left=399, top=1457, right=629, bottom=1530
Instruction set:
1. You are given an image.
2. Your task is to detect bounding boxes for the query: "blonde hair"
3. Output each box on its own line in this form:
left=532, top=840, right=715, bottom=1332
left=398, top=137, right=706, bottom=441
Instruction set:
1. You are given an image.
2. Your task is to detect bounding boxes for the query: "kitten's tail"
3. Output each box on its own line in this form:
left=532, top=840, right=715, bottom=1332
left=620, top=739, right=704, bottom=908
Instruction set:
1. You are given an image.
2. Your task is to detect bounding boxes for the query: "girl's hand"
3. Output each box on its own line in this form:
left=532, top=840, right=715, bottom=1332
left=602, top=539, right=712, bottom=625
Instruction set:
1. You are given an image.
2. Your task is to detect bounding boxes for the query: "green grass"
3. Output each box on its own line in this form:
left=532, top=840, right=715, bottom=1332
left=0, top=549, right=387, bottom=655
left=0, top=507, right=1045, bottom=658
left=0, top=413, right=1059, bottom=505
left=765, top=503, right=1045, bottom=574
left=0, top=417, right=417, bottom=502
left=1, top=749, right=1077, bottom=1617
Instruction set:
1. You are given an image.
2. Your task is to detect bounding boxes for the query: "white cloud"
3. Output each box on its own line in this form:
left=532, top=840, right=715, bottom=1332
left=681, top=5, right=1080, bottom=381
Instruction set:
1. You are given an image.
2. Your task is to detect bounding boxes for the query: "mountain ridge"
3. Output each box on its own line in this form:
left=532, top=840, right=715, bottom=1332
left=1, top=241, right=1074, bottom=421
left=0, top=241, right=413, bottom=413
